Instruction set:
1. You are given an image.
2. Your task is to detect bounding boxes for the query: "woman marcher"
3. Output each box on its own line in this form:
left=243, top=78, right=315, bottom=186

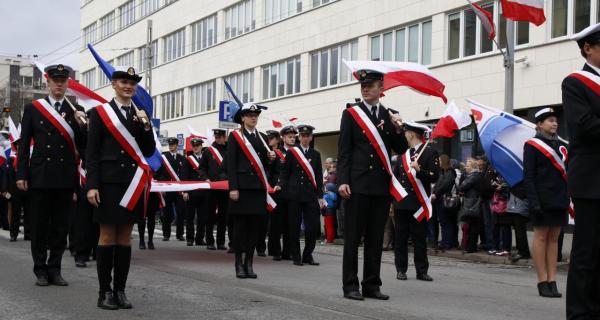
left=227, top=104, right=275, bottom=279
left=86, top=67, right=156, bottom=309
left=457, top=158, right=483, bottom=253
left=431, top=155, right=458, bottom=250
left=523, top=108, right=569, bottom=298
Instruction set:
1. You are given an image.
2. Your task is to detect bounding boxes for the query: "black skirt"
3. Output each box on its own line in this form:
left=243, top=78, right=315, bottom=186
left=530, top=209, right=568, bottom=227
left=93, top=183, right=144, bottom=224
left=228, top=189, right=268, bottom=216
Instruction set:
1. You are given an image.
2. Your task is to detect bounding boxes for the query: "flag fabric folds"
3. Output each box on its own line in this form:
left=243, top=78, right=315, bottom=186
left=430, top=101, right=472, bottom=139
left=501, top=0, right=546, bottom=26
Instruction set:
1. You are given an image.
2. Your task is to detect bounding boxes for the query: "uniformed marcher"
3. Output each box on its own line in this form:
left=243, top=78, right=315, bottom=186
left=227, top=103, right=276, bottom=279
left=200, top=129, right=229, bottom=250
left=275, top=125, right=324, bottom=266
left=563, top=23, right=600, bottom=319
left=256, top=130, right=280, bottom=257
left=393, top=121, right=439, bottom=282
left=137, top=193, right=160, bottom=250
left=2, top=138, right=31, bottom=242
left=17, top=63, right=87, bottom=286
left=337, top=69, right=407, bottom=300
left=181, top=137, right=209, bottom=247
left=158, top=137, right=187, bottom=241
left=86, top=66, right=156, bottom=310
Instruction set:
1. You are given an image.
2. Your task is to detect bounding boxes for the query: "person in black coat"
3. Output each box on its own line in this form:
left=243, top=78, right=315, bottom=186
left=393, top=122, right=439, bottom=282
left=431, top=154, right=457, bottom=250
left=137, top=192, right=159, bottom=250
left=158, top=138, right=187, bottom=241
left=227, top=103, right=276, bottom=279
left=255, top=130, right=281, bottom=257
left=338, top=69, right=407, bottom=301
left=457, top=158, right=483, bottom=254
left=86, top=67, right=156, bottom=310
left=181, top=138, right=209, bottom=247
left=2, top=140, right=31, bottom=242
left=523, top=108, right=569, bottom=298
left=17, top=64, right=87, bottom=287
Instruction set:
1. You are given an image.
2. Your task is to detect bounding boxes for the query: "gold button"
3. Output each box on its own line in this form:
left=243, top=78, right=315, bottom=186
left=47, top=132, right=51, bottom=136
left=131, top=164, right=135, bottom=167
left=60, top=145, right=64, bottom=149
left=60, top=158, right=64, bottom=162
left=120, top=150, right=125, bottom=154
left=47, top=145, right=51, bottom=148
left=369, top=165, right=373, bottom=169
left=47, top=157, right=50, bottom=161
left=121, top=164, right=125, bottom=167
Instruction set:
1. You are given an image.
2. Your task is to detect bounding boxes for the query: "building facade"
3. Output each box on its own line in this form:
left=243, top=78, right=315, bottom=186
left=79, top=0, right=600, bottom=161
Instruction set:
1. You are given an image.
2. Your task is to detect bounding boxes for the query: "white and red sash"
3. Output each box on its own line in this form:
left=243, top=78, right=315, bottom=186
left=95, top=103, right=151, bottom=211
left=31, top=99, right=77, bottom=157
left=289, top=147, right=317, bottom=190
left=275, top=149, right=285, bottom=161
left=231, top=130, right=276, bottom=212
left=150, top=180, right=229, bottom=192
left=526, top=138, right=575, bottom=219
left=401, top=149, right=432, bottom=222
left=208, top=146, right=223, bottom=166
left=186, top=155, right=200, bottom=171
left=569, top=70, right=600, bottom=96
left=161, top=154, right=180, bottom=181
left=347, top=106, right=407, bottom=202
left=78, top=159, right=87, bottom=187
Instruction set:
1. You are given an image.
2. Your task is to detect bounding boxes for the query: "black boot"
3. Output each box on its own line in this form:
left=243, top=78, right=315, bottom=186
left=113, top=246, right=133, bottom=309
left=244, top=251, right=257, bottom=279
left=548, top=281, right=562, bottom=298
left=138, top=221, right=146, bottom=250
left=537, top=281, right=554, bottom=298
left=96, top=245, right=118, bottom=310
left=235, top=252, right=247, bottom=279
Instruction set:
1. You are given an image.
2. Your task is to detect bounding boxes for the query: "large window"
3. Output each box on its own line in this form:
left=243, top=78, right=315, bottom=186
left=99, top=11, right=115, bottom=40
left=371, top=20, right=432, bottom=64
left=138, top=41, right=157, bottom=72
left=311, top=40, right=358, bottom=90
left=262, top=57, right=301, bottom=99
left=223, top=70, right=254, bottom=103
left=119, top=0, right=136, bottom=29
left=163, top=28, right=185, bottom=63
left=81, top=69, right=96, bottom=89
left=191, top=14, right=217, bottom=52
left=551, top=0, right=596, bottom=38
left=161, top=89, right=184, bottom=120
left=140, top=0, right=160, bottom=17
left=574, top=0, right=592, bottom=33
left=498, top=14, right=529, bottom=48
left=82, top=22, right=96, bottom=48
left=98, top=60, right=113, bottom=87
left=265, top=0, right=301, bottom=24
left=189, top=81, right=216, bottom=114
left=224, top=0, right=256, bottom=40
left=116, top=51, right=134, bottom=67
left=312, top=0, right=335, bottom=7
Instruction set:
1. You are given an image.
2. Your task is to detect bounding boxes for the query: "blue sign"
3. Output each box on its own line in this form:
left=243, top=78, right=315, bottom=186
left=176, top=133, right=184, bottom=151
left=218, top=100, right=239, bottom=129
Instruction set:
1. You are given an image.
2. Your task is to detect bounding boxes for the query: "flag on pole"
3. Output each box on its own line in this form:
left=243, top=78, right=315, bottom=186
left=430, top=101, right=472, bottom=139
left=343, top=60, right=448, bottom=103
left=468, top=0, right=496, bottom=39
left=501, top=0, right=546, bottom=26
left=8, top=117, right=19, bottom=145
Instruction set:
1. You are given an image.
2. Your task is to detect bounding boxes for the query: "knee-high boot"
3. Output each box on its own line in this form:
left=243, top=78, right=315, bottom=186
left=244, top=251, right=257, bottom=279
left=113, top=245, right=133, bottom=309
left=96, top=245, right=118, bottom=310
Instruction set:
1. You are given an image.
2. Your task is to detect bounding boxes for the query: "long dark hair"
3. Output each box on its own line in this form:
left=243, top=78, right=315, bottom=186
left=439, top=154, right=451, bottom=173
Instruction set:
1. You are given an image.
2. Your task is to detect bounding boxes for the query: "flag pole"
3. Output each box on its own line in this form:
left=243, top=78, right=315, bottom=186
left=64, top=96, right=87, bottom=125
left=504, top=19, right=515, bottom=114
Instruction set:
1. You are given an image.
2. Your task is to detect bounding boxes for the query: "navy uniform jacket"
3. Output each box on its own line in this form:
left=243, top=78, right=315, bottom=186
left=17, top=97, right=86, bottom=190
left=270, top=147, right=286, bottom=200
left=181, top=153, right=208, bottom=197
left=278, top=146, right=324, bottom=203
left=562, top=63, right=600, bottom=199
left=157, top=151, right=186, bottom=181
left=337, top=102, right=408, bottom=196
left=199, top=142, right=228, bottom=182
left=394, top=145, right=439, bottom=211
left=227, top=129, right=271, bottom=191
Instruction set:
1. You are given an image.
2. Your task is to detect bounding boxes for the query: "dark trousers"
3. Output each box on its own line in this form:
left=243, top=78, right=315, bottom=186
left=394, top=209, right=429, bottom=275
left=256, top=214, right=269, bottom=254
left=9, top=194, right=30, bottom=239
left=479, top=200, right=493, bottom=250
left=138, top=193, right=159, bottom=242
left=185, top=195, right=207, bottom=243
left=0, top=197, right=8, bottom=230
left=509, top=213, right=531, bottom=257
left=29, top=189, right=72, bottom=277
left=342, top=194, right=389, bottom=293
left=493, top=223, right=512, bottom=252
left=232, top=215, right=259, bottom=254
left=289, top=200, right=320, bottom=263
left=73, top=188, right=99, bottom=261
left=206, top=191, right=228, bottom=246
left=161, top=193, right=185, bottom=238
left=427, top=205, right=439, bottom=245
left=463, top=217, right=480, bottom=253
left=438, top=203, right=458, bottom=249
left=567, top=198, right=600, bottom=320
left=268, top=200, right=290, bottom=257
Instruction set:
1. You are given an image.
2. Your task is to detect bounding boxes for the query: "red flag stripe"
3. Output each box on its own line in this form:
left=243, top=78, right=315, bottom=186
left=501, top=0, right=546, bottom=26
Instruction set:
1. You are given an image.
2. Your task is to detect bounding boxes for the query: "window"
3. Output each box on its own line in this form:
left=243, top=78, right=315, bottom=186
left=574, top=0, right=592, bottom=33
left=499, top=14, right=529, bottom=48
left=119, top=0, right=136, bottom=29
left=552, top=0, right=569, bottom=37
left=312, top=0, right=335, bottom=7
left=224, top=0, right=255, bottom=40
left=116, top=51, right=134, bottom=67
left=262, top=57, right=301, bottom=99
left=161, top=89, right=184, bottom=120
left=448, top=13, right=460, bottom=60
left=311, top=40, right=358, bottom=89
left=81, top=69, right=96, bottom=89
left=371, top=20, right=432, bottom=64
left=265, top=0, right=301, bottom=24
left=21, top=76, right=33, bottom=87
left=223, top=70, right=254, bottom=103
left=191, top=14, right=217, bottom=52
left=82, top=22, right=96, bottom=48
left=99, top=11, right=115, bottom=40
left=140, top=0, right=159, bottom=17
left=479, top=4, right=494, bottom=53
left=551, top=0, right=598, bottom=38
left=189, top=81, right=216, bottom=114
left=98, top=60, right=113, bottom=87
left=163, top=28, right=185, bottom=63
left=138, top=41, right=157, bottom=72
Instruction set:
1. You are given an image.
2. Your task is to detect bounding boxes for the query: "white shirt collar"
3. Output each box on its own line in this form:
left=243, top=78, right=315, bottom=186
left=300, top=145, right=310, bottom=152
left=363, top=101, right=379, bottom=115
left=194, top=152, right=202, bottom=158
left=586, top=62, right=600, bottom=75
left=411, top=142, right=423, bottom=151
left=48, top=96, right=65, bottom=108
left=113, top=98, right=132, bottom=109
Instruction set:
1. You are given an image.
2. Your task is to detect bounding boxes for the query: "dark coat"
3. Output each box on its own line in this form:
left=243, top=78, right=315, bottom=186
left=157, top=151, right=186, bottom=181
left=17, top=97, right=86, bottom=190
left=199, top=142, right=227, bottom=182
left=277, top=146, right=324, bottom=203
left=394, top=145, right=439, bottom=211
left=337, top=102, right=407, bottom=196
left=457, top=171, right=483, bottom=199
left=562, top=63, right=600, bottom=199
left=226, top=129, right=271, bottom=191
left=432, top=168, right=456, bottom=199
left=181, top=153, right=208, bottom=197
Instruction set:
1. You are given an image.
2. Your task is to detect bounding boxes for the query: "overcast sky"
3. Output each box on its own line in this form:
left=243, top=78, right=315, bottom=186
left=0, top=0, right=81, bottom=68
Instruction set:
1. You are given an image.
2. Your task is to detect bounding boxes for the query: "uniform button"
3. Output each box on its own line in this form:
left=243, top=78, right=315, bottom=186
left=120, top=150, right=125, bottom=154
left=47, top=145, right=51, bottom=148
left=121, top=164, right=125, bottom=167
left=60, top=158, right=64, bottom=162
left=131, top=164, right=135, bottom=167
left=369, top=165, right=373, bottom=169
left=370, top=154, right=374, bottom=158
left=40, top=121, right=43, bottom=124
left=47, top=157, right=51, bottom=161
left=60, top=145, right=64, bottom=149
left=47, top=132, right=51, bottom=136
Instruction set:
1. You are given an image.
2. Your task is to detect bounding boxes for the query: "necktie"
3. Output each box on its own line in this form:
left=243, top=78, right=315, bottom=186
left=250, top=132, right=256, bottom=139
left=54, top=101, right=61, bottom=113
left=371, top=105, right=377, bottom=119
left=121, top=106, right=132, bottom=121
left=410, top=148, right=416, bottom=160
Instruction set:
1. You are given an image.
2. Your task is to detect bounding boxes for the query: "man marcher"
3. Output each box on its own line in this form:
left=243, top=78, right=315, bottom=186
left=255, top=130, right=280, bottom=257
left=337, top=69, right=407, bottom=300
left=3, top=138, right=31, bottom=242
left=393, top=122, right=439, bottom=282
left=563, top=23, right=600, bottom=319
left=275, top=125, right=324, bottom=266
left=158, top=137, right=187, bottom=241
left=17, top=64, right=87, bottom=286
left=181, top=137, right=209, bottom=247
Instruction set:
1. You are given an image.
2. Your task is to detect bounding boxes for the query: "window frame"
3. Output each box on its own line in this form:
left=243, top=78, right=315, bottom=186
left=161, top=89, right=185, bottom=121
left=311, top=40, right=359, bottom=90
left=261, top=56, right=301, bottom=100
left=189, top=80, right=216, bottom=115
left=370, top=19, right=433, bottom=65
left=549, top=0, right=599, bottom=40
left=223, top=70, right=255, bottom=104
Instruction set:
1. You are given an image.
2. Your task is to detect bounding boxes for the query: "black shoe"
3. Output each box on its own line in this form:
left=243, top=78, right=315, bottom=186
left=114, top=291, right=133, bottom=309
left=217, top=245, right=227, bottom=250
left=207, top=244, right=217, bottom=250
left=344, top=290, right=364, bottom=301
left=75, top=260, right=87, bottom=268
left=548, top=281, right=562, bottom=298
left=257, top=251, right=266, bottom=257
left=97, top=292, right=119, bottom=310
left=49, top=275, right=69, bottom=286
left=245, top=253, right=258, bottom=279
left=510, top=254, right=531, bottom=263
left=417, top=274, right=433, bottom=282
left=196, top=240, right=207, bottom=246
left=35, top=274, right=49, bottom=286
left=303, top=260, right=320, bottom=266
left=176, top=236, right=185, bottom=241
left=235, top=253, right=247, bottom=279
left=147, top=241, right=155, bottom=250
left=9, top=236, right=16, bottom=242
left=187, top=241, right=194, bottom=246
left=537, top=282, right=554, bottom=297
left=162, top=237, right=169, bottom=241
left=139, top=241, right=146, bottom=250
left=396, top=272, right=407, bottom=280
left=363, top=290, right=390, bottom=300
left=293, top=260, right=303, bottom=266
left=273, top=256, right=282, bottom=261
left=281, top=255, right=292, bottom=261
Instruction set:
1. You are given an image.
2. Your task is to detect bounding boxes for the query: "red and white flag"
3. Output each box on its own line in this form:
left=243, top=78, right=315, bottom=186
left=501, top=0, right=546, bottom=26
left=343, top=60, right=447, bottom=103
left=468, top=0, right=496, bottom=39
left=272, top=120, right=283, bottom=128
left=430, top=101, right=472, bottom=139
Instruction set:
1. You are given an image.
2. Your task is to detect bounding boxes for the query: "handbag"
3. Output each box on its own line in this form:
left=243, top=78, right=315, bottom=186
left=459, top=197, right=481, bottom=221
left=443, top=183, right=460, bottom=210
left=491, top=191, right=508, bottom=215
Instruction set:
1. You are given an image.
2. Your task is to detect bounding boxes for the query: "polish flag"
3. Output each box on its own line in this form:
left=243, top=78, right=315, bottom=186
left=468, top=0, right=496, bottom=39
left=343, top=60, right=447, bottom=103
left=8, top=117, right=19, bottom=145
left=430, top=101, right=472, bottom=139
left=501, top=0, right=546, bottom=26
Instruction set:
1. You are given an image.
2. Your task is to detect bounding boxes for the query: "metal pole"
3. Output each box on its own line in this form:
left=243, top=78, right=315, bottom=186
left=504, top=20, right=515, bottom=113
left=146, top=19, right=153, bottom=116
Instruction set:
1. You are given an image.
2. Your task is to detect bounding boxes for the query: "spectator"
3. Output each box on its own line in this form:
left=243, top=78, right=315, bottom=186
left=489, top=175, right=511, bottom=256
left=477, top=156, right=495, bottom=251
left=431, top=154, right=458, bottom=250
left=457, top=158, right=483, bottom=253
left=322, top=183, right=337, bottom=244
left=507, top=184, right=532, bottom=263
